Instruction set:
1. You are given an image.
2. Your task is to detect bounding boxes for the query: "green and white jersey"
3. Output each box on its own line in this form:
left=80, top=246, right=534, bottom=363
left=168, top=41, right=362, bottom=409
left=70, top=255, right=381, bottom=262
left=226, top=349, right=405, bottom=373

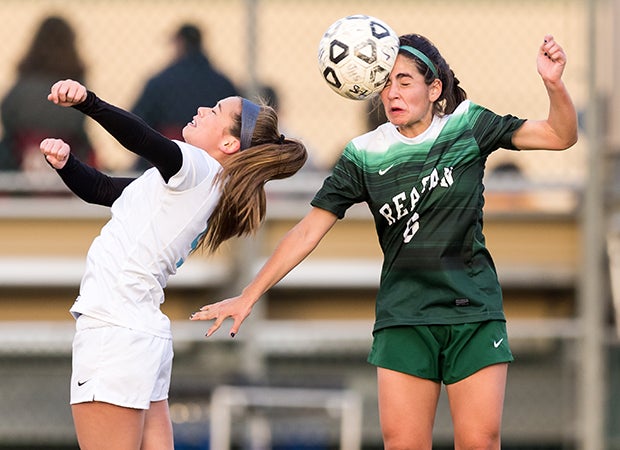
left=311, top=100, right=526, bottom=332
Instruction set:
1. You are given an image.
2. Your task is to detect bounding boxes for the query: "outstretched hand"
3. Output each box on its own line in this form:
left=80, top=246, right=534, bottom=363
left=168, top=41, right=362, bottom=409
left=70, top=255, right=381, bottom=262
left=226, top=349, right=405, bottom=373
left=48, top=79, right=87, bottom=107
left=537, top=35, right=567, bottom=83
left=40, top=138, right=71, bottom=169
left=190, top=294, right=256, bottom=338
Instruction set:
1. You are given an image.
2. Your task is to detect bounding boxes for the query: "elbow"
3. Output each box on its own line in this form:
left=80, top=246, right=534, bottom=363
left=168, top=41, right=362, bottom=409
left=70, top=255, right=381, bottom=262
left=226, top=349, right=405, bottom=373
left=557, top=131, right=579, bottom=151
left=569, top=131, right=579, bottom=148
left=556, top=113, right=579, bottom=150
left=548, top=125, right=578, bottom=151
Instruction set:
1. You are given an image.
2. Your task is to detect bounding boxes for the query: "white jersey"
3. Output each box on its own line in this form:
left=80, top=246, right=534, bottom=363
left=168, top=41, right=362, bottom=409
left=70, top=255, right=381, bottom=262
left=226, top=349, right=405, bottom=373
left=70, top=141, right=222, bottom=338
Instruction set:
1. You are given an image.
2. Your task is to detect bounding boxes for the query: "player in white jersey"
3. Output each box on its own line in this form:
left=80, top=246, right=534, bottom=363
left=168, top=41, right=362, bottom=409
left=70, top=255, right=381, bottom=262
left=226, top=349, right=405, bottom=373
left=39, top=79, right=307, bottom=450
left=191, top=34, right=578, bottom=449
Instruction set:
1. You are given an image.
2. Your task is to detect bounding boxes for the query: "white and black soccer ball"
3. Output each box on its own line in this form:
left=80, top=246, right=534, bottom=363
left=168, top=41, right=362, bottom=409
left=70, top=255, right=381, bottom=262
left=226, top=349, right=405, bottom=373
left=317, top=15, right=399, bottom=100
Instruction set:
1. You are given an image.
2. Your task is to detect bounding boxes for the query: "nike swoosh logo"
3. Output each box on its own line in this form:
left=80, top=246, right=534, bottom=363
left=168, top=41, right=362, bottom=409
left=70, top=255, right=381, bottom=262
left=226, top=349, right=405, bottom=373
left=493, top=338, right=504, bottom=348
left=378, top=164, right=394, bottom=176
left=77, top=380, right=90, bottom=386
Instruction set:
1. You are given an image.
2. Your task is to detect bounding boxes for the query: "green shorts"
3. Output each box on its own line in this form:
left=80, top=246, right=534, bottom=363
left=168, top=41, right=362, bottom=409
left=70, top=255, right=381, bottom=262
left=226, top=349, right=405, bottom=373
left=367, top=320, right=514, bottom=384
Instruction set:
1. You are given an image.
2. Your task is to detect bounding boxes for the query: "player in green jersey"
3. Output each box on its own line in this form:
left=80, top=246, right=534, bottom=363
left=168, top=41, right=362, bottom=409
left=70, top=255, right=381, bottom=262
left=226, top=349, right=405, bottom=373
left=192, top=33, right=577, bottom=449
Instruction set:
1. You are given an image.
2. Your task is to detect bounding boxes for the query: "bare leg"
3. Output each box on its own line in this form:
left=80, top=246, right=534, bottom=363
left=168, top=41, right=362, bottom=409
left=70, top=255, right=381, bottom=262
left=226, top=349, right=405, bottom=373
left=377, top=367, right=441, bottom=450
left=72, top=401, right=145, bottom=450
left=446, top=363, right=508, bottom=450
left=141, top=400, right=174, bottom=450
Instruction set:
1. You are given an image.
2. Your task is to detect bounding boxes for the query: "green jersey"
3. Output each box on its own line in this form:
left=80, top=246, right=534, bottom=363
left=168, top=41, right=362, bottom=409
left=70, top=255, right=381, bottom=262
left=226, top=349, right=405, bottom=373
left=311, top=100, right=526, bottom=332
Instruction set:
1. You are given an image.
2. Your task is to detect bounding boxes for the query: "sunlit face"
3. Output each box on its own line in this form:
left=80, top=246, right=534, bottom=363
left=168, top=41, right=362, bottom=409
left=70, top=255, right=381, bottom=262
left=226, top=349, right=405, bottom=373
left=182, top=96, right=242, bottom=153
left=380, top=55, right=441, bottom=138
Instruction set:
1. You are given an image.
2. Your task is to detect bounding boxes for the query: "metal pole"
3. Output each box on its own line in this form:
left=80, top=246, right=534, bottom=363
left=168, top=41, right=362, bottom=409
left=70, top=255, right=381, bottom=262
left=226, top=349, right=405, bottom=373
left=238, top=0, right=266, bottom=381
left=246, top=0, right=259, bottom=97
left=578, top=0, right=606, bottom=448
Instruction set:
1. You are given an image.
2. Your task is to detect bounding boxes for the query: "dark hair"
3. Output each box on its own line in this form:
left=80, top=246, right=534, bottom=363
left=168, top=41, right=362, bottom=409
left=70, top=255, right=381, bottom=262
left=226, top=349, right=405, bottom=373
left=18, top=16, right=85, bottom=80
left=175, top=24, right=202, bottom=53
left=200, top=102, right=307, bottom=252
left=399, top=34, right=467, bottom=116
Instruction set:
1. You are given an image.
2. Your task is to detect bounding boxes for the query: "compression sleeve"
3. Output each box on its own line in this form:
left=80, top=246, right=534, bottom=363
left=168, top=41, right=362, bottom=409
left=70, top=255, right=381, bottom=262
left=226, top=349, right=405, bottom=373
left=56, top=154, right=135, bottom=207
left=72, top=91, right=183, bottom=182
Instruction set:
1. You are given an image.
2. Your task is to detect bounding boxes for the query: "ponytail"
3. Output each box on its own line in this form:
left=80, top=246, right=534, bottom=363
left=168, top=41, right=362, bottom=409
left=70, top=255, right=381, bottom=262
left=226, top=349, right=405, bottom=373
left=198, top=103, right=307, bottom=253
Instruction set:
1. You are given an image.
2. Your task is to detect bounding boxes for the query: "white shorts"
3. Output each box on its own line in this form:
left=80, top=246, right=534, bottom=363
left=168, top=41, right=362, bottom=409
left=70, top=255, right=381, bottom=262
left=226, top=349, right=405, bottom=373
left=70, top=315, right=174, bottom=410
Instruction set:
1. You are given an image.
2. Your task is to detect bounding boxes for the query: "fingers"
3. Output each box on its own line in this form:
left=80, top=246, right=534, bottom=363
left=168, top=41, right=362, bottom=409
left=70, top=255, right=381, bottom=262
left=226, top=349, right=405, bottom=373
left=40, top=138, right=70, bottom=169
left=48, top=79, right=87, bottom=106
left=229, top=319, right=242, bottom=338
left=540, top=35, right=565, bottom=63
left=189, top=305, right=238, bottom=338
left=537, top=34, right=567, bottom=83
left=206, top=315, right=228, bottom=338
left=189, top=303, right=244, bottom=337
left=188, top=304, right=216, bottom=320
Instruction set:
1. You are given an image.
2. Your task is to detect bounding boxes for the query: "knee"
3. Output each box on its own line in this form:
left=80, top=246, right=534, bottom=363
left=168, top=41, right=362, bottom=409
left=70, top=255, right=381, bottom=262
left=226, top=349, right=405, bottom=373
left=383, top=429, right=432, bottom=450
left=455, top=430, right=501, bottom=450
left=384, top=440, right=430, bottom=450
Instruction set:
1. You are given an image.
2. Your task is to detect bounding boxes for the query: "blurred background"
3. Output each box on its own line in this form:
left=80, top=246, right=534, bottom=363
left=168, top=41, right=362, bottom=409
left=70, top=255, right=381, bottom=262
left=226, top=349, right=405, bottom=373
left=0, top=0, right=616, bottom=449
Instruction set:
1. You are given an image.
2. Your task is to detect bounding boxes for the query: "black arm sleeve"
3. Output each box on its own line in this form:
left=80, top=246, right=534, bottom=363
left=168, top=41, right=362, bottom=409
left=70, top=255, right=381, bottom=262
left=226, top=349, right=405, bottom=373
left=56, top=154, right=135, bottom=207
left=72, top=91, right=183, bottom=182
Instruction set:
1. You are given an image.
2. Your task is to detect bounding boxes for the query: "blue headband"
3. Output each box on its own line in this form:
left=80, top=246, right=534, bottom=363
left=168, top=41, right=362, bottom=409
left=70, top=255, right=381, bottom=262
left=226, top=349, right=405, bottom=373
left=399, top=45, right=439, bottom=79
left=240, top=98, right=260, bottom=151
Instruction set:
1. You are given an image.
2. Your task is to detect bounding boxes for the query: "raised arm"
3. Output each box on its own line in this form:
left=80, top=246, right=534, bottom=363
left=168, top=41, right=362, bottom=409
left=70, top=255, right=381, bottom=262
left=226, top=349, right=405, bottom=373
left=190, top=207, right=338, bottom=337
left=48, top=79, right=183, bottom=182
left=511, top=35, right=578, bottom=151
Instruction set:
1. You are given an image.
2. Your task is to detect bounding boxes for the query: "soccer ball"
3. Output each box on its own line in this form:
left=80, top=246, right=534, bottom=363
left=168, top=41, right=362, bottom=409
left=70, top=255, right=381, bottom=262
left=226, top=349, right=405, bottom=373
left=317, top=15, right=399, bottom=100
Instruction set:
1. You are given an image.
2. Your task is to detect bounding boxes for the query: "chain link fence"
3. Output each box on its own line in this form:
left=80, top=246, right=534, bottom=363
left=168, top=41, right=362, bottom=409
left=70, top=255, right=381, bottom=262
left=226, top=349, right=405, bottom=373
left=0, top=0, right=588, bottom=178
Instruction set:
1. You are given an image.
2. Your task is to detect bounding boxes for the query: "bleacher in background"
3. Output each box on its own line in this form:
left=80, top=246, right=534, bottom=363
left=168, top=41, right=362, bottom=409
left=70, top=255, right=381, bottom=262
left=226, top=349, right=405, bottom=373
left=0, top=170, right=583, bottom=449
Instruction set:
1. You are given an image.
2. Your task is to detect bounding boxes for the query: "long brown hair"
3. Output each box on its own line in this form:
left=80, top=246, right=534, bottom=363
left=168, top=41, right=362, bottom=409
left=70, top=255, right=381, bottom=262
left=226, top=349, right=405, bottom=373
left=200, top=102, right=307, bottom=252
left=399, top=34, right=467, bottom=116
left=18, top=16, right=86, bottom=80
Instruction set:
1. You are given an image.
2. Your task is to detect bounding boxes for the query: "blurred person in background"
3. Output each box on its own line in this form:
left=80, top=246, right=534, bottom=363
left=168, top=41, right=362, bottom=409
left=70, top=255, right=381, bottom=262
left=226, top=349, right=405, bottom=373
left=39, top=78, right=306, bottom=450
left=192, top=33, right=578, bottom=450
left=131, top=23, right=240, bottom=171
left=0, top=16, right=96, bottom=174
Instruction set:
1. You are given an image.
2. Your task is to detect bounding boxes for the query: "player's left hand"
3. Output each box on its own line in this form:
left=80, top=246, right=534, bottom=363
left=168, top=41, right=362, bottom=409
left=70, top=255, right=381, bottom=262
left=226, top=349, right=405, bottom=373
left=537, top=35, right=567, bottom=83
left=48, top=79, right=87, bottom=107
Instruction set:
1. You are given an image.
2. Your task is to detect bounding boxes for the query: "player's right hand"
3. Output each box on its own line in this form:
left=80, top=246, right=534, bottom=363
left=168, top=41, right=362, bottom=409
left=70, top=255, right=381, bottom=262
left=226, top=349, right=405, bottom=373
left=190, top=294, right=256, bottom=338
left=47, top=79, right=87, bottom=107
left=40, top=138, right=71, bottom=169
